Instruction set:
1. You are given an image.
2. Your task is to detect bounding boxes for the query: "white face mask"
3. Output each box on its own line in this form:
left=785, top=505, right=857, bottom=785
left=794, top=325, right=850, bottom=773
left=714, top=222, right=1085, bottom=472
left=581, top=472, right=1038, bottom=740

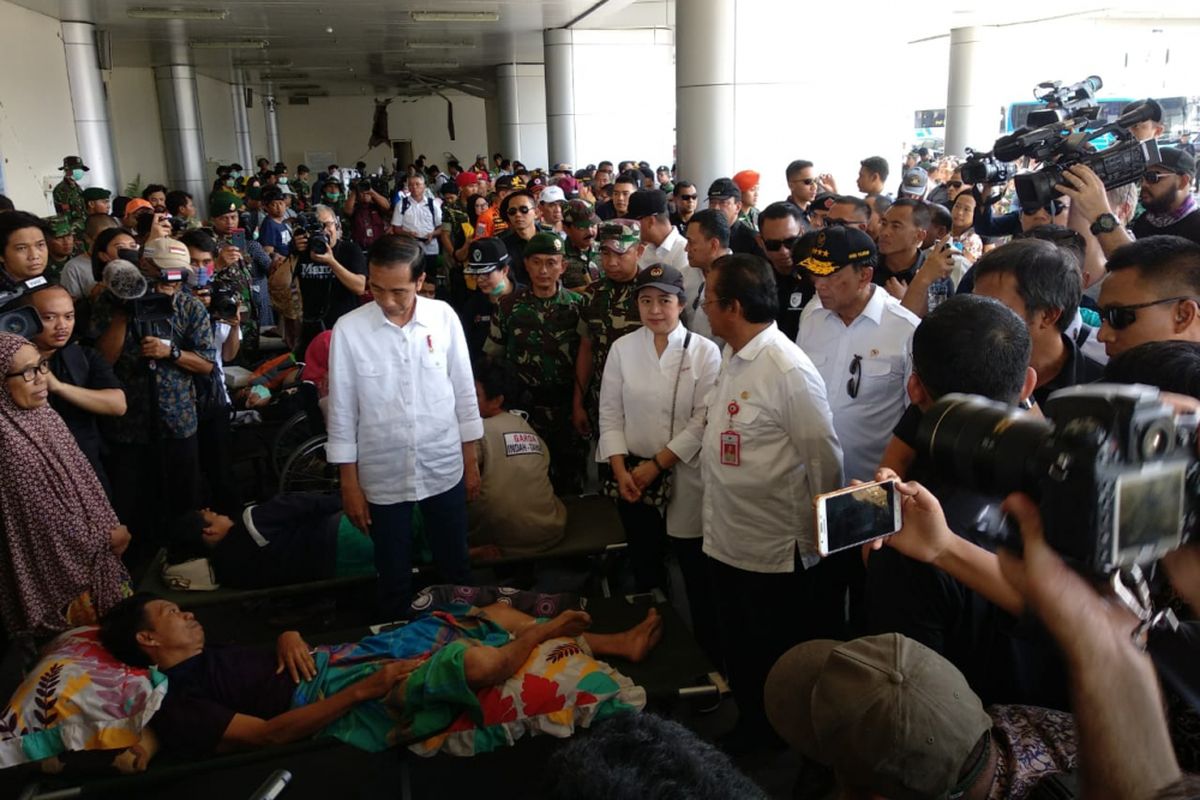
left=279, top=177, right=288, bottom=185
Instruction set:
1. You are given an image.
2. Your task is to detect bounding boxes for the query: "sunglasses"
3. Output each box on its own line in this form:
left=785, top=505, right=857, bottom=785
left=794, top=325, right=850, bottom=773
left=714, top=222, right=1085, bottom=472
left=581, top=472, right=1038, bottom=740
left=795, top=178, right=817, bottom=186
left=507, top=205, right=534, bottom=216
left=1020, top=201, right=1062, bottom=216
left=1143, top=171, right=1173, bottom=184
left=763, top=235, right=800, bottom=252
left=945, top=181, right=964, bottom=189
left=678, top=194, right=698, bottom=201
left=1100, top=296, right=1199, bottom=330
left=847, top=354, right=862, bottom=398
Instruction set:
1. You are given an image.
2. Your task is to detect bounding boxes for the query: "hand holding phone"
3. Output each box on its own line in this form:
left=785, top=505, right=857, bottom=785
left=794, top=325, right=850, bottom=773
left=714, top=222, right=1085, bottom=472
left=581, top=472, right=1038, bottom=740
left=815, top=479, right=902, bottom=556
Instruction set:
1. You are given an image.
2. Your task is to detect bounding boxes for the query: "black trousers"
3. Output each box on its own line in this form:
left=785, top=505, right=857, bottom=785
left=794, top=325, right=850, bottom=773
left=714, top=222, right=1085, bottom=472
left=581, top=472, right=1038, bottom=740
left=105, top=435, right=201, bottom=573
left=197, top=406, right=239, bottom=515
left=614, top=499, right=669, bottom=592
left=707, top=553, right=847, bottom=739
left=670, top=536, right=722, bottom=671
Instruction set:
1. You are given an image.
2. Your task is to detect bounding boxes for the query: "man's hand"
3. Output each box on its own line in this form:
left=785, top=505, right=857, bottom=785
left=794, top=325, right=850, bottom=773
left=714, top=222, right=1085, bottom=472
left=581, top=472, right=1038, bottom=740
left=818, top=173, right=839, bottom=194
left=629, top=460, right=660, bottom=492
left=310, top=247, right=337, bottom=266
left=145, top=213, right=171, bottom=243
left=217, top=245, right=241, bottom=271
left=919, top=236, right=956, bottom=281
left=45, top=369, right=63, bottom=395
left=275, top=631, right=316, bottom=684
left=140, top=337, right=172, bottom=360
left=615, top=468, right=641, bottom=504
left=109, top=524, right=132, bottom=556
left=354, top=658, right=424, bottom=702
left=864, top=469, right=953, bottom=565
left=341, top=481, right=372, bottom=534
left=884, top=277, right=908, bottom=300
left=1056, top=164, right=1113, bottom=226
left=464, top=459, right=481, bottom=501
left=291, top=231, right=309, bottom=254
left=571, top=403, right=591, bottom=437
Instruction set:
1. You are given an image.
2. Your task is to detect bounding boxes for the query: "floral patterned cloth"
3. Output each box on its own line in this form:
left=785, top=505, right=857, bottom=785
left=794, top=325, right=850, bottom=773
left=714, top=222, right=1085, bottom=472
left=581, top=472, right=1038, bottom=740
left=987, top=704, right=1078, bottom=799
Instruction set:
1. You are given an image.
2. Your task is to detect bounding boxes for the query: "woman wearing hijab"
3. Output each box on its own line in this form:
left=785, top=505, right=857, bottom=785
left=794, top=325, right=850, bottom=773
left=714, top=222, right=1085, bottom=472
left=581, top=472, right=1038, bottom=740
left=0, top=333, right=130, bottom=637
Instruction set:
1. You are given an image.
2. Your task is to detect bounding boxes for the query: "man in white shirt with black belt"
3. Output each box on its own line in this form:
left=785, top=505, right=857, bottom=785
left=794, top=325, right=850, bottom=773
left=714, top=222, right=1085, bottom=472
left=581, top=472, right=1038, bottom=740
left=700, top=252, right=844, bottom=751
left=795, top=225, right=919, bottom=482
left=390, top=173, right=442, bottom=258
left=326, top=234, right=482, bottom=619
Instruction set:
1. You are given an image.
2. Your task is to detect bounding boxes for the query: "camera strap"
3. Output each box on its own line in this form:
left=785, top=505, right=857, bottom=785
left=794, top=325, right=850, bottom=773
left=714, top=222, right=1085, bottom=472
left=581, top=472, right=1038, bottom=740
left=1109, top=565, right=1180, bottom=651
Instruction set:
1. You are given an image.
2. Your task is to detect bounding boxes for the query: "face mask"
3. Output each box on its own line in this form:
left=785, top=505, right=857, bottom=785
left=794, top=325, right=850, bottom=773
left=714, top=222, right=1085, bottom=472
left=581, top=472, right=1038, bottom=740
left=225, top=178, right=235, bottom=187
left=116, top=247, right=141, bottom=263
left=279, top=177, right=288, bottom=185
left=325, top=193, right=341, bottom=202
left=71, top=169, right=84, bottom=181
left=232, top=171, right=242, bottom=179
left=488, top=278, right=508, bottom=297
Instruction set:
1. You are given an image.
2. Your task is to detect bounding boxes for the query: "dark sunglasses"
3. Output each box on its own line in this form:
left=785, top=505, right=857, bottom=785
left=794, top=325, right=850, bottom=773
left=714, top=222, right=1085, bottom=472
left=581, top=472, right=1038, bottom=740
left=507, top=205, right=533, bottom=216
left=847, top=354, right=862, bottom=398
left=1143, top=171, right=1173, bottom=184
left=1100, top=296, right=1199, bottom=330
left=945, top=181, right=964, bottom=189
left=678, top=194, right=698, bottom=201
left=763, top=235, right=800, bottom=252
left=1020, top=201, right=1062, bottom=216
left=796, top=178, right=817, bottom=186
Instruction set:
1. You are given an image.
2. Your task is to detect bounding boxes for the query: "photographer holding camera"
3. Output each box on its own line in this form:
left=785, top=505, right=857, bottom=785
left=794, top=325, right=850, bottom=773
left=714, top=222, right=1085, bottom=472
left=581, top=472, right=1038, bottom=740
left=343, top=177, right=392, bottom=252
left=93, top=236, right=215, bottom=567
left=289, top=205, right=367, bottom=357
left=207, top=192, right=263, bottom=357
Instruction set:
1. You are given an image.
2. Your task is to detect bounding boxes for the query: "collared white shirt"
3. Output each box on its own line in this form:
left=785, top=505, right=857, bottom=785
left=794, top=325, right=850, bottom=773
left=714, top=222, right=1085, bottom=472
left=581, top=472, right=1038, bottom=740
left=638, top=227, right=689, bottom=273
left=681, top=264, right=724, bottom=347
left=597, top=323, right=722, bottom=538
left=326, top=297, right=483, bottom=504
left=701, top=323, right=844, bottom=572
left=390, top=191, right=443, bottom=255
left=797, top=285, right=919, bottom=482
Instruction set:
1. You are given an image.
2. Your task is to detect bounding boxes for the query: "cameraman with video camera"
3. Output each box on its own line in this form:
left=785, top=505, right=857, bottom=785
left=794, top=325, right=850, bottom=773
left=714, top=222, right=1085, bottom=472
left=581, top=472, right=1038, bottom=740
left=343, top=176, right=392, bottom=252
left=93, top=236, right=215, bottom=568
left=289, top=204, right=367, bottom=357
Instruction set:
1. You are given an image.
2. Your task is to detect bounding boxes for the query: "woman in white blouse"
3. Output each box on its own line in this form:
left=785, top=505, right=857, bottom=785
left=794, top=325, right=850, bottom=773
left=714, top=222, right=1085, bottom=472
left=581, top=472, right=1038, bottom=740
left=598, top=263, right=721, bottom=660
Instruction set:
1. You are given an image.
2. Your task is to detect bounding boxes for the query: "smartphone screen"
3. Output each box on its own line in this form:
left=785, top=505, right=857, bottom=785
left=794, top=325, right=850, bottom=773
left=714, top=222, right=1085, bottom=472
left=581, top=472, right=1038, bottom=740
left=230, top=228, right=248, bottom=252
left=817, top=480, right=901, bottom=555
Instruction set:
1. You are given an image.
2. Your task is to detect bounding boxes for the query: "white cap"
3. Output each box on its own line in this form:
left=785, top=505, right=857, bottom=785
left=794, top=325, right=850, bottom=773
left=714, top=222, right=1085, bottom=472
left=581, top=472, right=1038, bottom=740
left=539, top=185, right=566, bottom=204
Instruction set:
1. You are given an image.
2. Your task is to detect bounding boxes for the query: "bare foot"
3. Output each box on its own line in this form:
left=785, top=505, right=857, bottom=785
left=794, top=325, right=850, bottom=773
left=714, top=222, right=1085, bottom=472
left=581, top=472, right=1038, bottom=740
left=540, top=609, right=592, bottom=640
left=469, top=544, right=504, bottom=562
left=621, top=608, right=663, bottom=663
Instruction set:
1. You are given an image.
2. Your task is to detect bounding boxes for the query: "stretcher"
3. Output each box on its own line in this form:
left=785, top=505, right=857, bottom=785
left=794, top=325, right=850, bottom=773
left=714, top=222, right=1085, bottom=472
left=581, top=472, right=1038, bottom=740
left=11, top=595, right=719, bottom=800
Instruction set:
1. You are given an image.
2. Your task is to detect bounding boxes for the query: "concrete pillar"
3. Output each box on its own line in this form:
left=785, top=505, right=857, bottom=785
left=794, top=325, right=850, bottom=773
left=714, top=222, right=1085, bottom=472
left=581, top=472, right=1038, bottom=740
left=544, top=28, right=576, bottom=169
left=676, top=0, right=735, bottom=199
left=231, top=71, right=254, bottom=169
left=945, top=27, right=999, bottom=157
left=60, top=19, right=119, bottom=192
left=263, top=92, right=281, bottom=165
left=496, top=63, right=548, bottom=167
left=154, top=62, right=209, bottom=219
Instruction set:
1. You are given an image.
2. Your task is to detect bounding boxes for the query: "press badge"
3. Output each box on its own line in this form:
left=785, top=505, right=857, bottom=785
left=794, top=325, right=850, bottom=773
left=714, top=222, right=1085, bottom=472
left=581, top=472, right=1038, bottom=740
left=720, top=431, right=741, bottom=466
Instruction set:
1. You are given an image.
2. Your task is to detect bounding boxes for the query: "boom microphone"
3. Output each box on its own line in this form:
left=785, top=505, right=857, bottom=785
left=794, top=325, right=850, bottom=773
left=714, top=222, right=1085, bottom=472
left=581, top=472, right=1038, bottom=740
left=102, top=259, right=148, bottom=301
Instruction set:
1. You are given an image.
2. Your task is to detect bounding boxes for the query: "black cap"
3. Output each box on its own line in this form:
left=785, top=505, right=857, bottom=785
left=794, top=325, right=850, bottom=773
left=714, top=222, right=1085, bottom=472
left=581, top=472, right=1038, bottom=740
left=811, top=193, right=838, bottom=213
left=707, top=178, right=742, bottom=202
left=627, top=189, right=669, bottom=219
left=440, top=182, right=459, bottom=196
left=634, top=263, right=686, bottom=297
left=1158, top=147, right=1196, bottom=177
left=1123, top=98, right=1163, bottom=122
left=230, top=162, right=244, bottom=172
left=261, top=186, right=284, bottom=203
left=794, top=226, right=877, bottom=276
left=464, top=237, right=511, bottom=275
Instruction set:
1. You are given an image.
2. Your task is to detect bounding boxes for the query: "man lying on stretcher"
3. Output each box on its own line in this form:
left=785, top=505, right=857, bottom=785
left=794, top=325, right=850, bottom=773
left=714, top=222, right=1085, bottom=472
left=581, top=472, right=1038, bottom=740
left=99, top=594, right=662, bottom=757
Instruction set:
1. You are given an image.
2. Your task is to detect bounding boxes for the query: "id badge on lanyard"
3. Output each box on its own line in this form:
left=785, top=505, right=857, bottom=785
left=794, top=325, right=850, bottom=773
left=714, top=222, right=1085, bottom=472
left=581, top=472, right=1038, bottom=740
left=720, top=400, right=741, bottom=466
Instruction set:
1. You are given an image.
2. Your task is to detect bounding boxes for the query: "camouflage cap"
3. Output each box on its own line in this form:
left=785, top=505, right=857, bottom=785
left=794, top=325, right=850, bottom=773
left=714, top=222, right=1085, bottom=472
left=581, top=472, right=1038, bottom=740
left=82, top=187, right=112, bottom=202
left=44, top=215, right=73, bottom=237
left=597, top=219, right=641, bottom=253
left=210, top=191, right=243, bottom=216
left=563, top=199, right=601, bottom=229
left=524, top=231, right=566, bottom=257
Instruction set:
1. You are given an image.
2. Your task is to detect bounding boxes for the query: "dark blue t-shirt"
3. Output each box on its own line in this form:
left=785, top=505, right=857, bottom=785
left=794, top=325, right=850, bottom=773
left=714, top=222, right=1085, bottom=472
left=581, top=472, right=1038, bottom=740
left=258, top=216, right=293, bottom=257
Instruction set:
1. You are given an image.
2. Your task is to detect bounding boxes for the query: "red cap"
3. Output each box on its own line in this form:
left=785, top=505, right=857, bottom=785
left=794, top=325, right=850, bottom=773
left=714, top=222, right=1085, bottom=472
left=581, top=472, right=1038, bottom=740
left=732, top=169, right=760, bottom=193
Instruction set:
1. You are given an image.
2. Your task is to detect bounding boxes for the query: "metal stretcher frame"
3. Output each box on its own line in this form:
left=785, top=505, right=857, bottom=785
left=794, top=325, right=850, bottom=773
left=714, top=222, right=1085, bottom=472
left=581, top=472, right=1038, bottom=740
left=14, top=597, right=719, bottom=800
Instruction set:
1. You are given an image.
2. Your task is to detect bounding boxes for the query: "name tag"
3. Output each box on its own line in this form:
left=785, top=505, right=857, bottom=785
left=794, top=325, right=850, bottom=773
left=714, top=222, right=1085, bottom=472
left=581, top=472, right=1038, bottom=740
left=720, top=431, right=741, bottom=466
left=503, top=432, right=543, bottom=457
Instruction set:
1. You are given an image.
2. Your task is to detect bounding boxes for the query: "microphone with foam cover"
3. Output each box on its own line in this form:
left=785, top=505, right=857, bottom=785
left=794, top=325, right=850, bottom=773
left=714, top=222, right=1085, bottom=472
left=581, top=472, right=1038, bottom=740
left=103, top=259, right=148, bottom=301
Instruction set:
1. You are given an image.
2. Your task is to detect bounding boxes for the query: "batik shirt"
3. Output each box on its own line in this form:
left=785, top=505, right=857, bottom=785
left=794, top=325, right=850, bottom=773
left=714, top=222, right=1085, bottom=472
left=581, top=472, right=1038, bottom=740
left=484, top=287, right=583, bottom=393
left=987, top=704, right=1078, bottom=799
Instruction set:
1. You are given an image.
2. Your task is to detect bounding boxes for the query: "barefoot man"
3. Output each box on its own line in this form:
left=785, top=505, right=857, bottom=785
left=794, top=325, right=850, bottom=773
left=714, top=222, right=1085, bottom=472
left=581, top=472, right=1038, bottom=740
left=100, top=593, right=663, bottom=756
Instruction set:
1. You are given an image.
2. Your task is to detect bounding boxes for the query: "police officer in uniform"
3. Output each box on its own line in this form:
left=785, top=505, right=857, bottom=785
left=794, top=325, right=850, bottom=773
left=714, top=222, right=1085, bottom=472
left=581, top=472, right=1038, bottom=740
left=561, top=199, right=602, bottom=291
left=53, top=156, right=89, bottom=239
left=484, top=232, right=587, bottom=494
left=461, top=238, right=522, bottom=362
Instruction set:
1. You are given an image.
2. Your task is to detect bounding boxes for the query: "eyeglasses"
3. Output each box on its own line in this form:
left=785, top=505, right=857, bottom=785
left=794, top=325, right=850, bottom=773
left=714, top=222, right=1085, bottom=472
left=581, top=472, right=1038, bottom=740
left=763, top=236, right=800, bottom=252
left=794, top=178, right=817, bottom=186
left=1099, top=296, right=1200, bottom=330
left=847, top=354, right=862, bottom=398
left=507, top=206, right=533, bottom=216
left=1143, top=171, right=1172, bottom=185
left=6, top=359, right=50, bottom=383
left=945, top=181, right=964, bottom=189
left=678, top=194, right=698, bottom=201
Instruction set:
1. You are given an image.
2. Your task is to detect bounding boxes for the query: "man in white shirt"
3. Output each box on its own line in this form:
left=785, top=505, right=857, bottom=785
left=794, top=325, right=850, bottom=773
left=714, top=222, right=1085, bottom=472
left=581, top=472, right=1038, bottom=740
left=681, top=209, right=731, bottom=345
left=795, top=226, right=919, bottom=482
left=326, top=234, right=483, bottom=619
left=630, top=189, right=689, bottom=273
left=390, top=173, right=442, bottom=258
left=701, top=252, right=844, bottom=749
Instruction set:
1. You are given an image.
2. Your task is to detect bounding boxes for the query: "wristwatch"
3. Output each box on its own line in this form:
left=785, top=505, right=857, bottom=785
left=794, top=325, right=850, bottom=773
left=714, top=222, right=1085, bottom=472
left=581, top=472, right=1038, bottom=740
left=1090, top=212, right=1119, bottom=235
left=169, top=344, right=182, bottom=362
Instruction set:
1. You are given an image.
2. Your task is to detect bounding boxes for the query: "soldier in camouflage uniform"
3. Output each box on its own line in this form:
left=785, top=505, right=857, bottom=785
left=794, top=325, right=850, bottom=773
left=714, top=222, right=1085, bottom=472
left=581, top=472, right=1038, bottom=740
left=42, top=215, right=75, bottom=283
left=292, top=165, right=312, bottom=212
left=484, top=232, right=587, bottom=494
left=52, top=156, right=88, bottom=240
left=438, top=181, right=471, bottom=309
left=207, top=191, right=260, bottom=355
left=561, top=199, right=602, bottom=291
left=573, top=220, right=646, bottom=436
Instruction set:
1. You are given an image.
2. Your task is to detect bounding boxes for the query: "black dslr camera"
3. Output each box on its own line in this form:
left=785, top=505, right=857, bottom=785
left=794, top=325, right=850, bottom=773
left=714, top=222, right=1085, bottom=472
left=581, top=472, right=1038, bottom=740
left=917, top=384, right=1199, bottom=575
left=294, top=212, right=329, bottom=255
left=208, top=286, right=239, bottom=321
left=0, top=277, right=47, bottom=339
left=960, top=75, right=1161, bottom=207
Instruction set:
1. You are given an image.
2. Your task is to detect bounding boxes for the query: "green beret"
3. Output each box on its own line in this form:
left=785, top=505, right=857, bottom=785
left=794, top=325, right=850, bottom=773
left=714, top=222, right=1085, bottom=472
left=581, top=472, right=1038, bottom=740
left=82, top=187, right=111, bottom=202
left=524, top=231, right=566, bottom=257
left=209, top=191, right=243, bottom=215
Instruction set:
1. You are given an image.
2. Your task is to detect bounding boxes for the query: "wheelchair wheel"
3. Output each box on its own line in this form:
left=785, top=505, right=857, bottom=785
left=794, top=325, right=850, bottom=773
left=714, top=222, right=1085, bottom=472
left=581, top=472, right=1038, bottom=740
left=272, top=411, right=315, bottom=476
left=278, top=434, right=339, bottom=494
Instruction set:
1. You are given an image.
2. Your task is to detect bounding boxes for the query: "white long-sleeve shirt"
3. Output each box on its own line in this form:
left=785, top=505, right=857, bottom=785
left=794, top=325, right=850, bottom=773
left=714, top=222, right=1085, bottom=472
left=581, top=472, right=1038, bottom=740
left=597, top=323, right=722, bottom=538
left=325, top=297, right=483, bottom=504
left=638, top=227, right=690, bottom=273
left=701, top=323, right=844, bottom=573
left=796, top=286, right=918, bottom=482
